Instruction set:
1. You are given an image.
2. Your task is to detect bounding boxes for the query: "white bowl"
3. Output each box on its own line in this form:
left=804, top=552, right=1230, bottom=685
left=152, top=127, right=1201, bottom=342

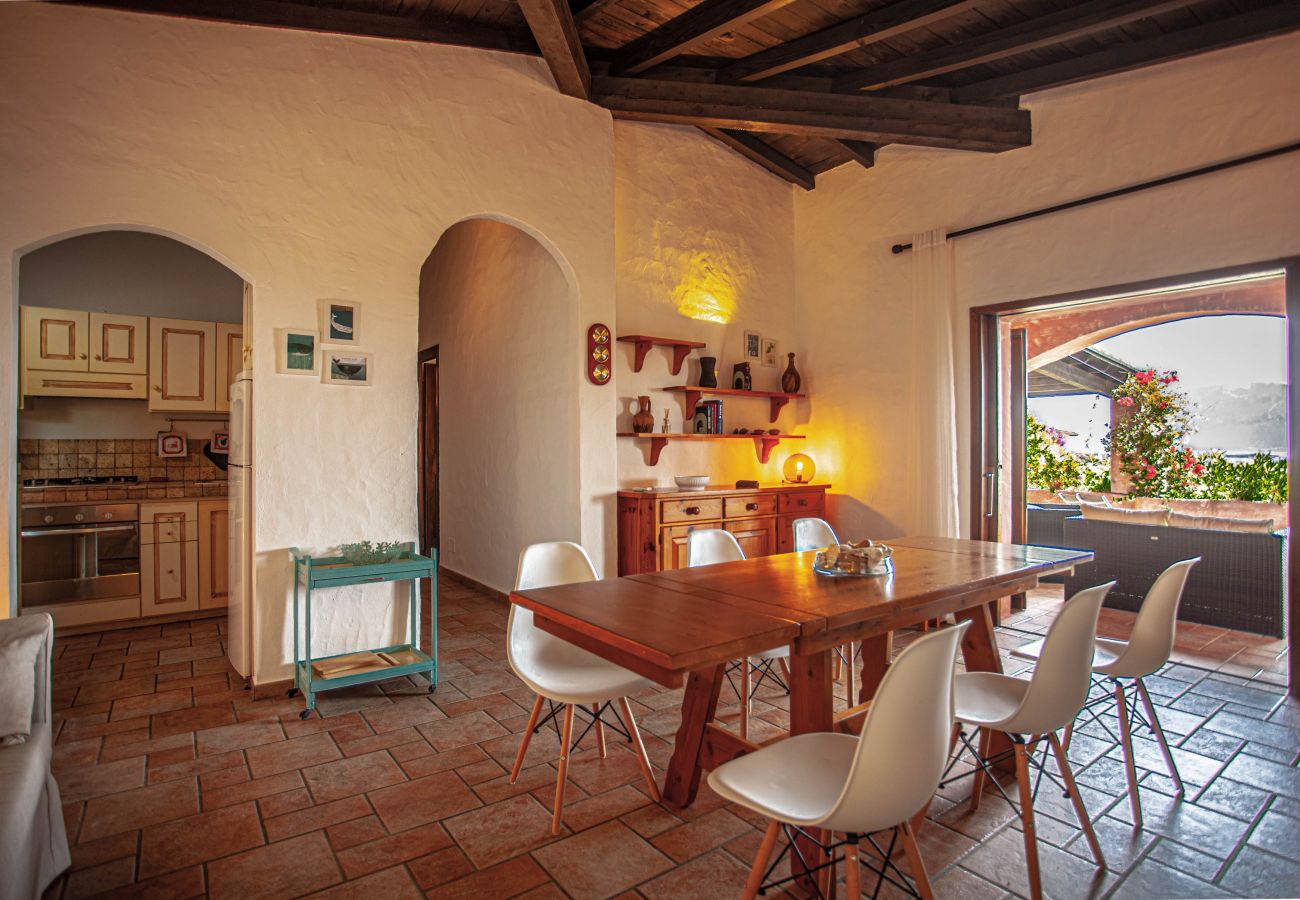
left=674, top=475, right=710, bottom=491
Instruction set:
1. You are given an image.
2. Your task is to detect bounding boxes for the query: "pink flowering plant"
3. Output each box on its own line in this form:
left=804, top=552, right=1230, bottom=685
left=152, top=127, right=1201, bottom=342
left=1026, top=415, right=1109, bottom=492
left=1104, top=369, right=1202, bottom=497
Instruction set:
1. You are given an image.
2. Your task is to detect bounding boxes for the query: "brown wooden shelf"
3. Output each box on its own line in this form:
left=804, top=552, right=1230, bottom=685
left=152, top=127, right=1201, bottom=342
left=618, top=432, right=805, bottom=466
left=661, top=385, right=806, bottom=423
left=617, top=334, right=707, bottom=375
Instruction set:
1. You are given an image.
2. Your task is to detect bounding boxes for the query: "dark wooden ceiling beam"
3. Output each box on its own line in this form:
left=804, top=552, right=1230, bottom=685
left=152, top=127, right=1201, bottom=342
left=517, top=0, right=591, bottom=98
left=72, top=0, right=539, bottom=53
left=593, top=76, right=1031, bottom=151
left=700, top=129, right=816, bottom=189
left=611, top=0, right=798, bottom=76
left=834, top=0, right=1195, bottom=93
left=720, top=0, right=982, bottom=83
left=837, top=140, right=877, bottom=168
left=953, top=2, right=1300, bottom=103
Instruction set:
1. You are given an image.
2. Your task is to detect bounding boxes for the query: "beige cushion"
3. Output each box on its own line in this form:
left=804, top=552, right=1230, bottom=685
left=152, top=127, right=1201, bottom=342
left=1058, top=491, right=1110, bottom=506
left=1079, top=502, right=1169, bottom=526
left=0, top=620, right=47, bottom=746
left=1167, top=512, right=1276, bottom=534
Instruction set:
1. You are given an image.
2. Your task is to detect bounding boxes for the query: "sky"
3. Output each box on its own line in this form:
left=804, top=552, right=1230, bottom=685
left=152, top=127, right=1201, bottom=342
left=1028, top=314, right=1286, bottom=456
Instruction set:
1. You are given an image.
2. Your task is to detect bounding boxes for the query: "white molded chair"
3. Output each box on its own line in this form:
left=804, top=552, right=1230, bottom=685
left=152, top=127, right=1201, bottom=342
left=687, top=530, right=789, bottom=740
left=951, top=581, right=1113, bottom=900
left=793, top=516, right=839, bottom=553
left=508, top=542, right=662, bottom=833
left=709, top=622, right=970, bottom=900
left=1013, top=558, right=1199, bottom=828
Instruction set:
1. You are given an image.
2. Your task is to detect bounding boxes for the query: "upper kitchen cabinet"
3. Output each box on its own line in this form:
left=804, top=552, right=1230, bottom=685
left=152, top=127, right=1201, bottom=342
left=21, top=306, right=148, bottom=399
left=215, top=323, right=243, bottom=412
left=149, top=316, right=217, bottom=411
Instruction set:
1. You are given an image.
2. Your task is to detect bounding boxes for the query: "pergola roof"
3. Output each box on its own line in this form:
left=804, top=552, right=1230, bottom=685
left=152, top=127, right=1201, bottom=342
left=1028, top=347, right=1135, bottom=398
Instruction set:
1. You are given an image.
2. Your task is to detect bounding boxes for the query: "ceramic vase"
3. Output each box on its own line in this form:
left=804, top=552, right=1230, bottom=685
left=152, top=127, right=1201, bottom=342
left=699, top=356, right=718, bottom=388
left=781, top=352, right=802, bottom=393
left=632, top=395, right=655, bottom=433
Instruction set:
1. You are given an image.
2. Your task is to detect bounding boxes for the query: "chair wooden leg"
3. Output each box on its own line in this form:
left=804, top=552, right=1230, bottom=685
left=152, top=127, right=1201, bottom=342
left=619, top=697, right=662, bottom=802
left=833, top=648, right=843, bottom=682
left=970, top=727, right=991, bottom=811
left=551, top=703, right=576, bottom=835
left=1048, top=731, right=1105, bottom=869
left=1015, top=740, right=1043, bottom=900
left=843, top=833, right=861, bottom=900
left=1136, top=677, right=1183, bottom=796
left=593, top=703, right=607, bottom=758
left=1062, top=720, right=1074, bottom=753
left=777, top=657, right=791, bottom=682
left=1113, top=681, right=1142, bottom=829
left=900, top=821, right=934, bottom=900
left=740, top=658, right=750, bottom=741
left=743, top=820, right=782, bottom=900
left=845, top=642, right=855, bottom=708
left=510, top=694, right=545, bottom=784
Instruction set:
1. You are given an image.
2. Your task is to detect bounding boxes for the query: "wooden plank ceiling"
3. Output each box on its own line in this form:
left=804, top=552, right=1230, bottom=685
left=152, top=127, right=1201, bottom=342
left=75, top=0, right=1300, bottom=189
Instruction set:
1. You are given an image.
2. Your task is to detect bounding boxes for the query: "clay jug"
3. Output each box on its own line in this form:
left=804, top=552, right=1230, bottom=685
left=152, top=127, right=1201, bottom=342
left=781, top=352, right=802, bottom=393
left=632, top=395, right=655, bottom=433
left=699, top=356, right=718, bottom=388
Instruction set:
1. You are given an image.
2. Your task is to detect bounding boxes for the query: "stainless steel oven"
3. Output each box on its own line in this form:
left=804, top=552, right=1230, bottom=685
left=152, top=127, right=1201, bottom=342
left=20, top=504, right=140, bottom=607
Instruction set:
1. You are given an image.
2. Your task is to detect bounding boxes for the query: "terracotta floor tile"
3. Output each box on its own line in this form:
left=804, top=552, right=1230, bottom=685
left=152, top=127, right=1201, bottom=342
left=195, top=719, right=286, bottom=755
left=302, top=749, right=406, bottom=803
left=423, top=854, right=551, bottom=900
left=304, top=865, right=424, bottom=899
left=336, top=724, right=423, bottom=757
left=63, top=854, right=137, bottom=900
left=279, top=710, right=367, bottom=740
left=137, top=801, right=264, bottom=879
left=95, top=865, right=206, bottom=900
left=245, top=731, right=341, bottom=779
left=57, top=755, right=146, bottom=803
left=158, top=641, right=224, bottom=665
left=70, top=829, right=139, bottom=869
left=259, top=785, right=314, bottom=819
left=109, top=687, right=194, bottom=721
left=562, top=785, right=653, bottom=833
left=533, top=820, right=674, bottom=899
left=208, top=830, right=344, bottom=900
left=650, top=807, right=751, bottom=862
left=150, top=703, right=237, bottom=738
left=399, top=743, right=487, bottom=778
left=327, top=814, right=388, bottom=851
left=418, top=709, right=510, bottom=751
left=368, top=770, right=481, bottom=833
left=637, top=848, right=751, bottom=900
left=147, top=748, right=245, bottom=783
left=406, top=845, right=476, bottom=891
left=53, top=737, right=104, bottom=769
left=202, top=770, right=304, bottom=811
left=263, top=793, right=372, bottom=842
left=361, top=696, right=446, bottom=732
left=75, top=673, right=159, bottom=705
left=335, top=821, right=454, bottom=879
left=444, top=793, right=560, bottom=867
left=79, top=778, right=200, bottom=842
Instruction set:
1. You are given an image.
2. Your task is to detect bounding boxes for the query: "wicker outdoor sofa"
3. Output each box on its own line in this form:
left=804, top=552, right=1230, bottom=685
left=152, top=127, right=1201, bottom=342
left=1060, top=515, right=1287, bottom=637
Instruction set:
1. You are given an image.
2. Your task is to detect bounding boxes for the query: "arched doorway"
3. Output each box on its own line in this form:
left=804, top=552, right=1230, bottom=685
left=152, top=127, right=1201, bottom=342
left=417, top=217, right=581, bottom=595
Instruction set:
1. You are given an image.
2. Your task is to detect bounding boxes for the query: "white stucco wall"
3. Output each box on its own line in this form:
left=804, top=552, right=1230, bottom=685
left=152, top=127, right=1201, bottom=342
left=614, top=122, right=803, bottom=487
left=0, top=4, right=617, bottom=676
left=794, top=33, right=1300, bottom=542
left=418, top=218, right=582, bottom=593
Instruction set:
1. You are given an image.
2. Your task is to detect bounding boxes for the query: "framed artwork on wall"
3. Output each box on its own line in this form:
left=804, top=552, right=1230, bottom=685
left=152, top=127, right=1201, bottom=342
left=761, top=336, right=779, bottom=368
left=275, top=328, right=320, bottom=375
left=323, top=350, right=373, bottom=386
left=744, top=330, right=761, bottom=360
left=319, top=300, right=361, bottom=344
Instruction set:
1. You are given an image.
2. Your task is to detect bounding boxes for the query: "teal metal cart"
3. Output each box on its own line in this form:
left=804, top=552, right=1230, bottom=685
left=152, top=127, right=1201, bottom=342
left=289, top=544, right=437, bottom=719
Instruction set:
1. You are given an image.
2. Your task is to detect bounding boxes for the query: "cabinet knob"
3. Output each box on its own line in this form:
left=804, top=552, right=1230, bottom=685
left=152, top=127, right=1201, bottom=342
left=745, top=502, right=759, bottom=511
left=94, top=354, right=102, bottom=361
left=684, top=506, right=701, bottom=515
left=79, top=353, right=87, bottom=360
left=166, top=569, right=174, bottom=575
left=153, top=385, right=162, bottom=393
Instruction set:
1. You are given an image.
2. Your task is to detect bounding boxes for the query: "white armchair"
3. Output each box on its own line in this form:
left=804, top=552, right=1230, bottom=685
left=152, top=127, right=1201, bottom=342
left=0, top=613, right=71, bottom=900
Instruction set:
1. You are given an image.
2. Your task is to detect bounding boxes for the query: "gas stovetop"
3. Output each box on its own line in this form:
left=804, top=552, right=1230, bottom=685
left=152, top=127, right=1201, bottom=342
left=22, top=475, right=141, bottom=488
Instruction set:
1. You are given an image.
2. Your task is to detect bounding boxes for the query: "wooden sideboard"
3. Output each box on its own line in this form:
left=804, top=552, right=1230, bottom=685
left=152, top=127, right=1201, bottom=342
left=617, top=483, right=829, bottom=575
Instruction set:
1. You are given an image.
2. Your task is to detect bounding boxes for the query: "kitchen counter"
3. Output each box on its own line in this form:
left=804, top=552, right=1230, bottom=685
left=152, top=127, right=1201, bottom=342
left=21, top=480, right=228, bottom=506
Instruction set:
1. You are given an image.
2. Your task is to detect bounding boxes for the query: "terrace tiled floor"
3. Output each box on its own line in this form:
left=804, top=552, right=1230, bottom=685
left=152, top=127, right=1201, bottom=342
left=43, top=581, right=1298, bottom=899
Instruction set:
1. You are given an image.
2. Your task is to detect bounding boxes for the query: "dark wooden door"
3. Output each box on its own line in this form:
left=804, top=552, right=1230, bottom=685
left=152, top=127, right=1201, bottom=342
left=1010, top=328, right=1029, bottom=610
left=418, top=347, right=439, bottom=556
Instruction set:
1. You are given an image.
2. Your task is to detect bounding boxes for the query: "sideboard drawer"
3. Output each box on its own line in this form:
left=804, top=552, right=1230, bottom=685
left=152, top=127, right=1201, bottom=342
left=661, top=498, right=723, bottom=524
left=779, top=491, right=823, bottom=514
left=724, top=495, right=777, bottom=519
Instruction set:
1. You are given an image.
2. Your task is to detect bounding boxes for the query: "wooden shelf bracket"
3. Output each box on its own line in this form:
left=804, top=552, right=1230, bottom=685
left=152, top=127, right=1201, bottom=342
left=618, top=335, right=706, bottom=375
left=755, top=435, right=781, bottom=464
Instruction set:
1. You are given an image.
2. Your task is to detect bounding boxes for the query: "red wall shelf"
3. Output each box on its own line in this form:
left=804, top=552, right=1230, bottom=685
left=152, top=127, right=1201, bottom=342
left=617, top=335, right=707, bottom=375
left=661, top=386, right=806, bottom=424
left=618, top=432, right=804, bottom=466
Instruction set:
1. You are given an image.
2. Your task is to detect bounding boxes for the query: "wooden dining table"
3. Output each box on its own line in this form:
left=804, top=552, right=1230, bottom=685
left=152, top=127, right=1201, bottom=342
left=509, top=536, right=1092, bottom=888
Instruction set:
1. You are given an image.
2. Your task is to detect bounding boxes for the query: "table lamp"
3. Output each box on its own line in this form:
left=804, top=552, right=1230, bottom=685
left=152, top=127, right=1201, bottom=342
left=782, top=452, right=814, bottom=484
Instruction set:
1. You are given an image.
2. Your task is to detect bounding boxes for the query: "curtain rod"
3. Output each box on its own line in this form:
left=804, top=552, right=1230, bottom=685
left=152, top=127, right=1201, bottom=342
left=890, top=141, right=1300, bottom=255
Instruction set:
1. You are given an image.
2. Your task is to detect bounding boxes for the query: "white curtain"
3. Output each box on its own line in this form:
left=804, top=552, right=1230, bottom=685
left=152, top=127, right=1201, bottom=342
left=908, top=229, right=962, bottom=538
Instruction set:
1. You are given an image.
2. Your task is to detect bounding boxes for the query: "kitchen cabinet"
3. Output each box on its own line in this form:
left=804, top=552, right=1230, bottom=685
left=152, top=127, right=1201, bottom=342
left=149, top=317, right=217, bottom=411
left=215, top=323, right=243, bottom=412
left=20, top=306, right=147, bottom=398
left=618, top=484, right=829, bottom=575
left=140, top=501, right=199, bottom=617
left=198, top=500, right=230, bottom=611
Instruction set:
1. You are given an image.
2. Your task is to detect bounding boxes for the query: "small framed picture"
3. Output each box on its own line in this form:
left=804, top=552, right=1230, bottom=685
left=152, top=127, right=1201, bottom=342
left=761, top=336, right=779, bottom=368
left=323, top=350, right=373, bottom=386
left=157, top=432, right=187, bottom=458
left=744, top=331, right=761, bottom=360
left=275, top=328, right=320, bottom=375
left=319, top=300, right=361, bottom=344
left=211, top=431, right=230, bottom=454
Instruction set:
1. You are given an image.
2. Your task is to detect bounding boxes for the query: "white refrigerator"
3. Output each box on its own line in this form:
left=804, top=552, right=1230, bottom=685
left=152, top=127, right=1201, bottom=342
left=228, top=369, right=255, bottom=680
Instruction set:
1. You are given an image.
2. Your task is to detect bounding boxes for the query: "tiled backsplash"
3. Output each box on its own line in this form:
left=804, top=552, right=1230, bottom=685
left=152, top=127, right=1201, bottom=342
left=18, top=437, right=228, bottom=504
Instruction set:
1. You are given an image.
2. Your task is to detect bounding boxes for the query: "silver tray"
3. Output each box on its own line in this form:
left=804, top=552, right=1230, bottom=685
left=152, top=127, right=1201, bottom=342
left=812, top=559, right=894, bottom=578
